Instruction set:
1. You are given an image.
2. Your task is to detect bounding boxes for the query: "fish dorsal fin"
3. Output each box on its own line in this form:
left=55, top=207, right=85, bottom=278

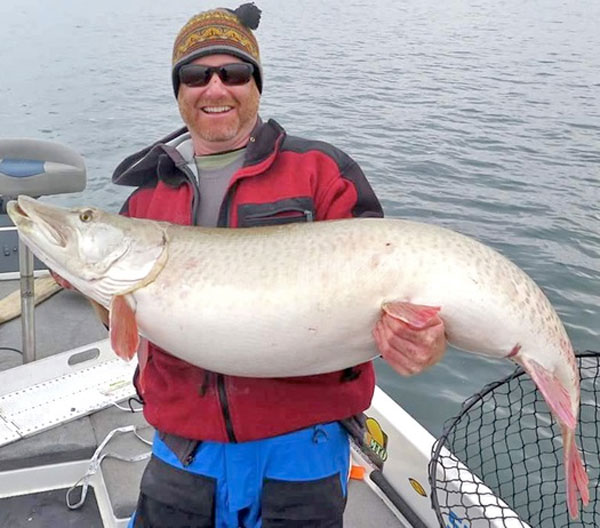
left=518, top=356, right=577, bottom=430
left=109, top=295, right=139, bottom=361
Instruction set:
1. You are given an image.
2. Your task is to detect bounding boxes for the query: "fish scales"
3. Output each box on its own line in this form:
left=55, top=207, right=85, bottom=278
left=71, top=216, right=561, bottom=381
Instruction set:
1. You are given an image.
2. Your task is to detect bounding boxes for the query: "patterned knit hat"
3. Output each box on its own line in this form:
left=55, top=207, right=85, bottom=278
left=172, top=3, right=262, bottom=97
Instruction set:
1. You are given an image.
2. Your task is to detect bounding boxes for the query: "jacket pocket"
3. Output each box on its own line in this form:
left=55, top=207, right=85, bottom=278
left=133, top=455, right=215, bottom=527
left=237, top=197, right=315, bottom=227
left=261, top=473, right=346, bottom=527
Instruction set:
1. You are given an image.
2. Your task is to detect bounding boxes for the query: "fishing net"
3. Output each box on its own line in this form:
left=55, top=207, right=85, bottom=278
left=429, top=351, right=599, bottom=528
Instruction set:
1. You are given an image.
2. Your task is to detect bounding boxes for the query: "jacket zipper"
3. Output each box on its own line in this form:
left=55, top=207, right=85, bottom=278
left=216, top=180, right=240, bottom=229
left=175, top=161, right=201, bottom=225
left=243, top=206, right=314, bottom=224
left=217, top=375, right=237, bottom=442
left=180, top=162, right=237, bottom=442
left=215, top=179, right=240, bottom=442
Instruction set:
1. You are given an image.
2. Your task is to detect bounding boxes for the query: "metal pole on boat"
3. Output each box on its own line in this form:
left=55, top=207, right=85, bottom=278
left=18, top=239, right=36, bottom=362
left=1, top=138, right=87, bottom=363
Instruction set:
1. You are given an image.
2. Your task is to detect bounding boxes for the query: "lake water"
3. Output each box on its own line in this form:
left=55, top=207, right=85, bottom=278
left=1, top=0, right=598, bottom=435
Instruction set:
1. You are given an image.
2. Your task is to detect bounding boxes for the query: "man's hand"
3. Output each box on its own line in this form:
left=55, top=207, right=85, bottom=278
left=373, top=310, right=446, bottom=376
left=50, top=270, right=74, bottom=290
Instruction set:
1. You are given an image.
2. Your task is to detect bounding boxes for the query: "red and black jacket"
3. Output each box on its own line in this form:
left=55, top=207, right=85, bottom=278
left=113, top=118, right=384, bottom=443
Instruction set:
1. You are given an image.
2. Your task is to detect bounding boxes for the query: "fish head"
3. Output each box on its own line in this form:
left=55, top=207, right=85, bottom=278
left=7, top=195, right=167, bottom=306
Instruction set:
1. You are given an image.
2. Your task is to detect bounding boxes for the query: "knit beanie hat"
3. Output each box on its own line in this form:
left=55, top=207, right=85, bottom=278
left=172, top=3, right=262, bottom=97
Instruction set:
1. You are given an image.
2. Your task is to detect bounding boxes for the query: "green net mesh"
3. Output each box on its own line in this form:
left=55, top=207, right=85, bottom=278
left=429, top=351, right=599, bottom=527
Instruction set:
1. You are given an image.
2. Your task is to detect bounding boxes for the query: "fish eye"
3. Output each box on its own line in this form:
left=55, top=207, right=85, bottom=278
left=79, top=209, right=94, bottom=223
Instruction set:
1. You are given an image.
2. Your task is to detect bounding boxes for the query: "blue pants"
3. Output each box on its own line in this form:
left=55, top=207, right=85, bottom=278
left=128, top=422, right=350, bottom=527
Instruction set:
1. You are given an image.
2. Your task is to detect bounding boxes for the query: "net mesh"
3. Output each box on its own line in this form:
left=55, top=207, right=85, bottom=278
left=429, top=351, right=599, bottom=527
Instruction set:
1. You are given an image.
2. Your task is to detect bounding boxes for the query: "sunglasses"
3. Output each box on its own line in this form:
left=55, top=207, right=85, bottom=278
left=179, top=63, right=255, bottom=88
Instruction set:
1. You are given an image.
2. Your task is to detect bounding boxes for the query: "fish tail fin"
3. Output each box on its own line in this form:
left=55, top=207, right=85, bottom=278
left=517, top=355, right=589, bottom=517
left=562, top=425, right=590, bottom=519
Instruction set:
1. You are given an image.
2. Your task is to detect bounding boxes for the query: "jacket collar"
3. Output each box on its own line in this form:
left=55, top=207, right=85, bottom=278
left=112, top=118, right=286, bottom=188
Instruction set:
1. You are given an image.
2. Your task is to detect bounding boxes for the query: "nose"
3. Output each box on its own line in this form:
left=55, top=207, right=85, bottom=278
left=203, top=72, right=228, bottom=95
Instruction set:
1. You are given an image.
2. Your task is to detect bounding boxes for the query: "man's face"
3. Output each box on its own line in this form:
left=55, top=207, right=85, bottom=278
left=177, top=54, right=260, bottom=153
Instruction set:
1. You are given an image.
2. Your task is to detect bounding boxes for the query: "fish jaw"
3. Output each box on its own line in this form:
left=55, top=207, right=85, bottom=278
left=7, top=196, right=168, bottom=307
left=7, top=196, right=124, bottom=283
left=7, top=196, right=74, bottom=271
left=8, top=196, right=67, bottom=247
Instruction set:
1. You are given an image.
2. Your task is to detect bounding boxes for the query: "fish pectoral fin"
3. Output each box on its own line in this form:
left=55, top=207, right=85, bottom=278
left=109, top=295, right=139, bottom=361
left=518, top=356, right=577, bottom=430
left=382, top=301, right=441, bottom=329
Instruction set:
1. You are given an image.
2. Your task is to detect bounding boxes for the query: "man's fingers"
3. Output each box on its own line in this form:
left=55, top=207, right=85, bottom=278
left=381, top=312, right=444, bottom=347
left=374, top=321, right=426, bottom=376
left=374, top=313, right=447, bottom=377
left=387, top=311, right=443, bottom=331
left=50, top=270, right=73, bottom=290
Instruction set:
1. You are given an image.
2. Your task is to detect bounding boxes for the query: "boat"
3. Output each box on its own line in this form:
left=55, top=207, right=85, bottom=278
left=0, top=138, right=544, bottom=527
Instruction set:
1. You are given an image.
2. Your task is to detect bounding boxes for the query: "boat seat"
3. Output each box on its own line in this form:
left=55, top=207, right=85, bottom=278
left=0, top=138, right=85, bottom=202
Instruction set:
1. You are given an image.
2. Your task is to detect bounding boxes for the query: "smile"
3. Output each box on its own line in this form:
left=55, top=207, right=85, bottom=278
left=202, top=106, right=233, bottom=114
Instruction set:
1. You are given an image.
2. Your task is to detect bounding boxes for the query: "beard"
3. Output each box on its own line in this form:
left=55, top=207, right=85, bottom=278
left=178, top=87, right=261, bottom=144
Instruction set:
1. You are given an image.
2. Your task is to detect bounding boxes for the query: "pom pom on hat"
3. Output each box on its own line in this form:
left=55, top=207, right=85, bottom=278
left=172, top=3, right=263, bottom=97
left=230, top=3, right=262, bottom=30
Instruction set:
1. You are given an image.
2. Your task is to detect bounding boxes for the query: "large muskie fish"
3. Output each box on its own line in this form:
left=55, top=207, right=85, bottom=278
left=7, top=195, right=589, bottom=516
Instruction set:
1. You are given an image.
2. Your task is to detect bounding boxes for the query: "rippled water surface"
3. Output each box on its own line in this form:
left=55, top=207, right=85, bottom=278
left=1, top=0, right=598, bottom=434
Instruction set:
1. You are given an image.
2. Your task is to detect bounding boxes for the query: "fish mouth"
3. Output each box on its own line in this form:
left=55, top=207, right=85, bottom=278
left=7, top=195, right=68, bottom=248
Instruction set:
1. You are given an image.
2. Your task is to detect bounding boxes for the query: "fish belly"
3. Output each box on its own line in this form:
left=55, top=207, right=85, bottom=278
left=133, top=274, right=384, bottom=377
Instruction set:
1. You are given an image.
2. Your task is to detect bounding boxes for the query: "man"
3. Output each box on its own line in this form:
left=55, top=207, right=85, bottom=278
left=105, top=4, right=446, bottom=527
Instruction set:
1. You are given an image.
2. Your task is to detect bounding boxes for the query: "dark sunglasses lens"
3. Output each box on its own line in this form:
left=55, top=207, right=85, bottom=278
left=179, top=65, right=211, bottom=87
left=220, top=63, right=254, bottom=85
left=179, top=63, right=254, bottom=87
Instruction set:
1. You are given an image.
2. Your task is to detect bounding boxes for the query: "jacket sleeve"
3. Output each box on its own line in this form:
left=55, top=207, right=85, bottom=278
left=315, top=153, right=384, bottom=221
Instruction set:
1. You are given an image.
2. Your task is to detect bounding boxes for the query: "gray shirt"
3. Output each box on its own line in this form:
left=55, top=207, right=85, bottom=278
left=192, top=149, right=246, bottom=227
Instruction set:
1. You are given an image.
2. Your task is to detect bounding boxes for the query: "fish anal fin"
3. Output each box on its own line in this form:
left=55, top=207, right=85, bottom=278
left=109, top=295, right=139, bottom=361
left=518, top=356, right=576, bottom=430
left=382, top=302, right=441, bottom=329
